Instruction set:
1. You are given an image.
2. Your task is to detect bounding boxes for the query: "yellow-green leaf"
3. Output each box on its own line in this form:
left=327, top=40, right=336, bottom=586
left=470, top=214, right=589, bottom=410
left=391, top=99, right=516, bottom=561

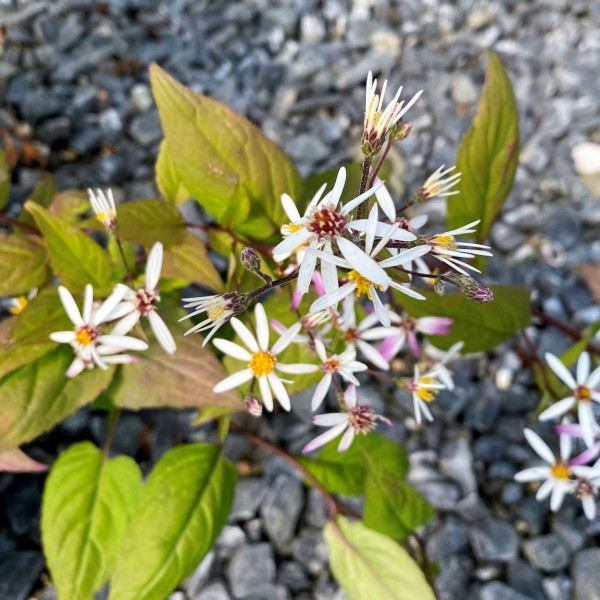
left=17, top=175, right=57, bottom=231
left=42, top=442, right=142, bottom=600
left=0, top=147, right=10, bottom=210
left=448, top=51, right=519, bottom=243
left=0, top=233, right=50, bottom=295
left=156, top=141, right=191, bottom=205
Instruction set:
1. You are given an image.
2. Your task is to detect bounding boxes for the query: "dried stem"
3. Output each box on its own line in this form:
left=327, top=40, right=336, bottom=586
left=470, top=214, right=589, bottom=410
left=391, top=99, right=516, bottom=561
left=0, top=213, right=42, bottom=235
left=532, top=308, right=600, bottom=356
left=356, top=157, right=372, bottom=221
left=102, top=407, right=122, bottom=459
left=369, top=139, right=393, bottom=188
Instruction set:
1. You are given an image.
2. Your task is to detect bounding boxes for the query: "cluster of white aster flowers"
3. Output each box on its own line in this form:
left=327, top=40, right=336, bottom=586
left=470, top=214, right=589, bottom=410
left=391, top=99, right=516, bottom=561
left=180, top=71, right=496, bottom=453
left=515, top=352, right=600, bottom=519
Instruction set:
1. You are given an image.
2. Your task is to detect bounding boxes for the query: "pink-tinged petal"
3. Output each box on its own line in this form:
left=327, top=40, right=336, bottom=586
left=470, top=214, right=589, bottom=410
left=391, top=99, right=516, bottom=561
left=111, top=310, right=141, bottom=336
left=302, top=422, right=348, bottom=454
left=535, top=478, right=554, bottom=501
left=92, top=284, right=128, bottom=326
left=312, top=374, right=332, bottom=410
left=259, top=376, right=273, bottom=412
left=545, top=353, right=576, bottom=389
left=312, top=413, right=349, bottom=427
left=582, top=495, right=597, bottom=520
left=313, top=270, right=326, bottom=297
left=273, top=227, right=313, bottom=256
left=270, top=319, right=286, bottom=334
left=337, top=428, right=356, bottom=452
left=514, top=466, right=552, bottom=483
left=408, top=332, right=420, bottom=358
left=337, top=238, right=389, bottom=289
left=50, top=331, right=76, bottom=343
left=254, top=303, right=270, bottom=351
left=579, top=402, right=596, bottom=448
left=230, top=317, right=259, bottom=353
left=416, top=317, right=453, bottom=335
left=213, top=368, right=254, bottom=392
left=58, top=286, right=83, bottom=326
left=524, top=428, right=556, bottom=464
left=66, top=357, right=85, bottom=378
left=277, top=363, right=319, bottom=374
left=147, top=311, right=176, bottom=354
left=213, top=339, right=253, bottom=361
left=378, top=332, right=406, bottom=362
left=0, top=448, right=48, bottom=473
left=267, top=373, right=290, bottom=411
left=290, top=288, right=302, bottom=311
left=345, top=384, right=357, bottom=408
left=554, top=423, right=583, bottom=437
left=145, top=242, right=163, bottom=291
left=577, top=352, right=591, bottom=385
left=271, top=322, right=302, bottom=356
left=97, top=334, right=148, bottom=351
left=103, top=354, right=138, bottom=365
left=356, top=340, right=389, bottom=371
left=538, top=397, right=575, bottom=421
left=569, top=444, right=600, bottom=466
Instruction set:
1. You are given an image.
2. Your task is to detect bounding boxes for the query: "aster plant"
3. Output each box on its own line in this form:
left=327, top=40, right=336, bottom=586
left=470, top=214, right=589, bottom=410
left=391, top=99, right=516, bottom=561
left=0, top=51, right=539, bottom=600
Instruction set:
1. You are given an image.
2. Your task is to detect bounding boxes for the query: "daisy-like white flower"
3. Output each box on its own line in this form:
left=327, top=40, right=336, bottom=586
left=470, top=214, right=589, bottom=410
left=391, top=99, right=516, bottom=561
left=271, top=167, right=390, bottom=297
left=7, top=287, right=38, bottom=315
left=302, top=385, right=392, bottom=453
left=212, top=303, right=318, bottom=412
left=427, top=220, right=493, bottom=276
left=308, top=206, right=431, bottom=325
left=428, top=341, right=464, bottom=391
left=572, top=460, right=600, bottom=520
left=414, top=165, right=461, bottom=202
left=540, top=352, right=600, bottom=448
left=311, top=339, right=368, bottom=411
left=110, top=242, right=176, bottom=354
left=88, top=188, right=117, bottom=232
left=337, top=296, right=392, bottom=371
left=555, top=422, right=600, bottom=467
left=378, top=312, right=453, bottom=359
left=362, top=71, right=423, bottom=157
left=404, top=365, right=445, bottom=424
left=66, top=344, right=139, bottom=378
left=180, top=292, right=244, bottom=345
left=514, top=428, right=583, bottom=512
left=50, top=284, right=148, bottom=373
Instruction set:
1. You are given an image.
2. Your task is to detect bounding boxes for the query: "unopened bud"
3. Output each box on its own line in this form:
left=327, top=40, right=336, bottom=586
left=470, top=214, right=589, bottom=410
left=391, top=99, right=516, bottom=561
left=245, top=395, right=262, bottom=417
left=241, top=247, right=261, bottom=272
left=391, top=121, right=412, bottom=142
left=466, top=283, right=493, bottom=303
left=433, top=279, right=445, bottom=296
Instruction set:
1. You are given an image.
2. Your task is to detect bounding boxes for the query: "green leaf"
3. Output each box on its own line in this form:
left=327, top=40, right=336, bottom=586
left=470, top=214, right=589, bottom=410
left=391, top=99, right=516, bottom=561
left=0, top=347, right=114, bottom=452
left=399, top=285, right=530, bottom=353
left=42, top=442, right=142, bottom=600
left=297, top=433, right=409, bottom=496
left=448, top=51, right=519, bottom=243
left=109, top=444, right=237, bottom=600
left=149, top=63, right=301, bottom=238
left=0, top=147, right=10, bottom=211
left=192, top=404, right=240, bottom=426
left=17, top=175, right=57, bottom=231
left=0, top=233, right=50, bottom=295
left=50, top=190, right=91, bottom=224
left=155, top=141, right=192, bottom=205
left=324, top=516, right=435, bottom=600
left=363, top=453, right=433, bottom=540
left=162, top=230, right=224, bottom=292
left=109, top=322, right=243, bottom=413
left=26, top=201, right=113, bottom=293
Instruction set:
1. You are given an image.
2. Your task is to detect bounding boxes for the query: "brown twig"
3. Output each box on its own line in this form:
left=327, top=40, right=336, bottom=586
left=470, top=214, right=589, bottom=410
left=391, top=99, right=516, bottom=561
left=532, top=308, right=600, bottom=356
left=0, top=213, right=42, bottom=235
left=186, top=222, right=275, bottom=258
left=369, top=139, right=393, bottom=188
left=102, top=407, right=122, bottom=459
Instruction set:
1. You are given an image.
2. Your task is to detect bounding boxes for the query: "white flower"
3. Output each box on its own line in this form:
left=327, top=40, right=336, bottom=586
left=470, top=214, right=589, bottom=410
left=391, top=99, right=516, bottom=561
left=302, top=384, right=392, bottom=453
left=573, top=461, right=600, bottom=520
left=418, top=165, right=461, bottom=200
left=66, top=345, right=139, bottom=378
left=430, top=341, right=464, bottom=391
left=180, top=293, right=240, bottom=345
left=308, top=205, right=431, bottom=325
left=50, top=284, right=148, bottom=374
left=337, top=296, right=392, bottom=371
left=7, top=287, right=38, bottom=315
left=212, top=303, right=318, bottom=412
left=88, top=188, right=117, bottom=232
left=428, top=220, right=493, bottom=276
left=110, top=242, right=177, bottom=354
left=363, top=71, right=423, bottom=156
left=405, top=365, right=445, bottom=424
left=514, top=428, right=582, bottom=512
left=271, top=167, right=389, bottom=298
left=540, top=352, right=600, bottom=448
left=311, top=339, right=368, bottom=411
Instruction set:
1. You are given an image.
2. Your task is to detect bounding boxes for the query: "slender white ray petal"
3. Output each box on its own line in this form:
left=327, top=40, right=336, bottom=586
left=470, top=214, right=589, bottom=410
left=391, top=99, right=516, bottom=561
left=577, top=352, right=591, bottom=385
left=254, top=303, right=270, bottom=351
left=539, top=397, right=576, bottom=421
left=582, top=495, right=597, bottom=520
left=271, top=322, right=303, bottom=356
left=66, top=358, right=85, bottom=378
left=259, top=375, right=273, bottom=412
left=337, top=238, right=389, bottom=288
left=545, top=353, right=577, bottom=389
left=303, top=246, right=348, bottom=268
left=535, top=478, right=554, bottom=501
left=50, top=331, right=77, bottom=343
left=310, top=282, right=356, bottom=312
left=514, top=466, right=552, bottom=482
left=587, top=365, right=600, bottom=389
left=92, top=285, right=127, bottom=326
left=214, top=368, right=254, bottom=392
left=213, top=339, right=253, bottom=361
left=329, top=166, right=347, bottom=206
left=370, top=288, right=390, bottom=327
left=297, top=241, right=318, bottom=294
left=365, top=205, right=378, bottom=255
left=579, top=402, right=597, bottom=448
left=437, top=256, right=481, bottom=275
left=302, top=422, right=348, bottom=453
left=90, top=346, right=108, bottom=370
left=345, top=384, right=357, bottom=408
left=83, top=284, right=94, bottom=323
left=109, top=300, right=136, bottom=321
left=277, top=363, right=319, bottom=374
left=273, top=227, right=313, bottom=256
left=97, top=335, right=148, bottom=351
left=313, top=413, right=349, bottom=426
left=443, top=220, right=481, bottom=236
left=281, top=193, right=301, bottom=222
left=389, top=281, right=426, bottom=300
left=147, top=311, right=176, bottom=354
left=524, top=428, right=555, bottom=464
left=312, top=374, right=332, bottom=410
left=378, top=245, right=431, bottom=268
left=340, top=179, right=382, bottom=215
left=357, top=339, right=389, bottom=370
left=550, top=482, right=571, bottom=512
left=267, top=373, right=290, bottom=411
left=111, top=310, right=141, bottom=336
left=230, top=317, right=259, bottom=353
left=146, top=242, right=163, bottom=291
left=58, top=286, right=83, bottom=326
left=374, top=181, right=396, bottom=221
left=348, top=220, right=416, bottom=241
left=337, top=428, right=355, bottom=452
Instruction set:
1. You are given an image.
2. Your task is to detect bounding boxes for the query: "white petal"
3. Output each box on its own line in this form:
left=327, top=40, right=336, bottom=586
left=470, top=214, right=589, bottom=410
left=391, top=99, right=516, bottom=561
left=230, top=317, right=259, bottom=353
left=312, top=374, right=332, bottom=411
left=536, top=478, right=554, bottom=501
left=272, top=227, right=312, bottom=256
left=58, top=286, right=83, bottom=326
left=92, top=284, right=127, bottom=326
left=374, top=181, right=396, bottom=221
left=213, top=339, right=253, bottom=361
left=357, top=340, right=389, bottom=370
left=50, top=331, right=76, bottom=343
left=277, top=363, right=319, bottom=374
left=344, top=384, right=358, bottom=408
left=97, top=334, right=148, bottom=351
left=348, top=220, right=416, bottom=242
left=254, top=303, right=270, bottom=351
left=587, top=365, right=600, bottom=389
left=378, top=245, right=432, bottom=268
left=524, top=428, right=555, bottom=464
left=310, top=282, right=356, bottom=312
left=214, top=368, right=254, bottom=392
left=329, top=166, right=347, bottom=206
left=147, top=311, right=177, bottom=354
left=514, top=466, right=552, bottom=482
left=320, top=242, right=339, bottom=295
left=108, top=300, right=137, bottom=321
left=389, top=281, right=426, bottom=300
left=365, top=204, right=378, bottom=255
left=66, top=358, right=85, bottom=378
left=297, top=241, right=318, bottom=294
left=582, top=495, right=597, bottom=520
left=340, top=179, right=382, bottom=215
left=579, top=402, right=597, bottom=449
left=538, top=397, right=575, bottom=421
left=337, top=428, right=356, bottom=452
left=90, top=346, right=108, bottom=370
left=82, top=284, right=93, bottom=323
left=337, top=238, right=389, bottom=288
left=545, top=353, right=576, bottom=389
left=313, top=413, right=349, bottom=426
left=146, top=242, right=163, bottom=291
left=302, top=422, right=348, bottom=454
left=259, top=375, right=273, bottom=412
left=550, top=482, right=571, bottom=512
left=370, top=289, right=390, bottom=327
left=271, top=322, right=302, bottom=356
left=267, top=373, right=291, bottom=411
left=281, top=193, right=301, bottom=222
left=111, top=310, right=141, bottom=336
left=577, top=352, right=591, bottom=385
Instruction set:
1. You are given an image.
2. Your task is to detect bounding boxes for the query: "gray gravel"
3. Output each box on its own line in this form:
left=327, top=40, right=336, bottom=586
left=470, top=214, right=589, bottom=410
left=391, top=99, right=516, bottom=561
left=1, top=0, right=600, bottom=599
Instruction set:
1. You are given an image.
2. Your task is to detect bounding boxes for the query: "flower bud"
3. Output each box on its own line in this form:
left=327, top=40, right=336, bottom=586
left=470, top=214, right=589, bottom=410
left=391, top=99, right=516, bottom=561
left=433, top=279, right=445, bottom=296
left=390, top=121, right=412, bottom=142
left=466, top=283, right=493, bottom=303
left=241, top=247, right=261, bottom=273
left=245, top=395, right=263, bottom=417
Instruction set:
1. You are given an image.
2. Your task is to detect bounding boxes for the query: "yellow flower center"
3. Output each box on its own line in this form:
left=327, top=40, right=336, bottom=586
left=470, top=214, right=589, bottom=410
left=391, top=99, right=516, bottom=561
left=551, top=462, right=570, bottom=480
left=75, top=325, right=97, bottom=347
left=249, top=351, right=276, bottom=377
left=96, top=209, right=115, bottom=224
left=432, top=234, right=457, bottom=251
left=417, top=378, right=439, bottom=402
left=424, top=181, right=443, bottom=197
left=575, top=385, right=591, bottom=403
left=207, top=305, right=227, bottom=322
left=348, top=270, right=382, bottom=299
left=9, top=296, right=28, bottom=315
